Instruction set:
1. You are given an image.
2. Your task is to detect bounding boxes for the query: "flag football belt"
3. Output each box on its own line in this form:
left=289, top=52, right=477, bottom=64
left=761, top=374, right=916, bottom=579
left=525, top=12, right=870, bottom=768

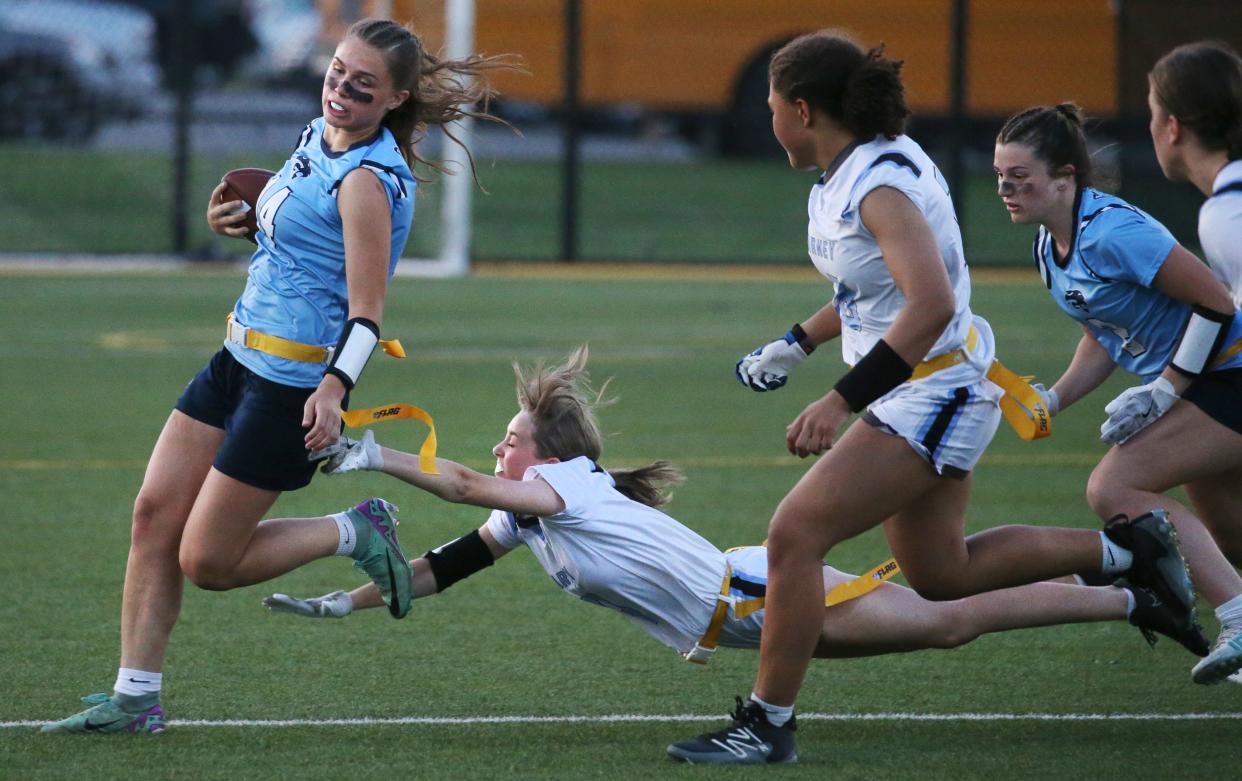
left=683, top=557, right=901, bottom=665
left=225, top=313, right=406, bottom=364
left=907, top=326, right=1051, bottom=441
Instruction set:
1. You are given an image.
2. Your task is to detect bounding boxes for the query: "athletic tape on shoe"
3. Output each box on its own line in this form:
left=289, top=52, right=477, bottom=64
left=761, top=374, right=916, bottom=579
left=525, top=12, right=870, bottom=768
left=341, top=403, right=438, bottom=474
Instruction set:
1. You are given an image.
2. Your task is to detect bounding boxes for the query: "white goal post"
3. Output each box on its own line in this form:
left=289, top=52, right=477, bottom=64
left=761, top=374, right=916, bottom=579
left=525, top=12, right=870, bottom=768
left=395, top=0, right=475, bottom=279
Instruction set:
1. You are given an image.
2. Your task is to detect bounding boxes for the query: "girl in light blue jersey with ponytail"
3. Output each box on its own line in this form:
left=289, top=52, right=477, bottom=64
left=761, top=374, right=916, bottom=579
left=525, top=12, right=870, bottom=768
left=994, top=98, right=1242, bottom=685
left=42, top=19, right=516, bottom=735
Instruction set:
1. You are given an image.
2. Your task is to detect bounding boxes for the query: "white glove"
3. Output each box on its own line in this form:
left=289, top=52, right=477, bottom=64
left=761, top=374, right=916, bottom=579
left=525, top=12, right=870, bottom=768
left=736, top=330, right=809, bottom=392
left=309, top=429, right=384, bottom=474
left=1100, top=376, right=1179, bottom=444
left=263, top=590, right=353, bottom=618
left=1033, top=383, right=1059, bottom=417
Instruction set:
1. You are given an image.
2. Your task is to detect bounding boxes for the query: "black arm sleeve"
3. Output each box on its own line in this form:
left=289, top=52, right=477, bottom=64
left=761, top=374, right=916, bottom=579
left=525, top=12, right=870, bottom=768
left=424, top=529, right=496, bottom=592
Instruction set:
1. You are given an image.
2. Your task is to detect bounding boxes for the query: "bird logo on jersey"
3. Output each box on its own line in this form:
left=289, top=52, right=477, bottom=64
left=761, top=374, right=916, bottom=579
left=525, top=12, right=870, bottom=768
left=1064, top=289, right=1089, bottom=312
left=292, top=152, right=311, bottom=179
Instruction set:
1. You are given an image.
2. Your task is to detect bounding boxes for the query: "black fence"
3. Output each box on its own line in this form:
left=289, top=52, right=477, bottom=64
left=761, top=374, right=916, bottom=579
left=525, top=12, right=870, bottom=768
left=0, top=1, right=1237, bottom=265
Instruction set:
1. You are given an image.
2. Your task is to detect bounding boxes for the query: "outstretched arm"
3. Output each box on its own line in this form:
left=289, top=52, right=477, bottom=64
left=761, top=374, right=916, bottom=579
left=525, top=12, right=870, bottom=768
left=380, top=447, right=566, bottom=517
left=314, top=430, right=567, bottom=518
left=265, top=524, right=513, bottom=617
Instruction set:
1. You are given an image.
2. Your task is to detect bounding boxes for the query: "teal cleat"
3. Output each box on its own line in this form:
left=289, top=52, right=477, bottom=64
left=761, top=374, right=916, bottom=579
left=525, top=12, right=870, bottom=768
left=41, top=693, right=166, bottom=734
left=347, top=498, right=413, bottom=619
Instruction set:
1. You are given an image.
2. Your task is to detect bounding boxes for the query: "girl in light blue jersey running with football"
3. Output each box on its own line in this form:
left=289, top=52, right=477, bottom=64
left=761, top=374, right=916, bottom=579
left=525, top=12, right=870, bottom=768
left=993, top=98, right=1242, bottom=685
left=42, top=19, right=515, bottom=735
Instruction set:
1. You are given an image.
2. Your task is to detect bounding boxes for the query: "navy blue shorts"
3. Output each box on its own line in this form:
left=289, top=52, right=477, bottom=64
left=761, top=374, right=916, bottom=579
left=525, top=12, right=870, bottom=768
left=1183, top=367, right=1242, bottom=438
left=175, top=348, right=342, bottom=492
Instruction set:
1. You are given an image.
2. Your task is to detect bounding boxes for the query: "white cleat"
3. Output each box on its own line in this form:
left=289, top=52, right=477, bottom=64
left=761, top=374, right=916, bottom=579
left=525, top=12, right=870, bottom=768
left=1192, top=622, right=1242, bottom=685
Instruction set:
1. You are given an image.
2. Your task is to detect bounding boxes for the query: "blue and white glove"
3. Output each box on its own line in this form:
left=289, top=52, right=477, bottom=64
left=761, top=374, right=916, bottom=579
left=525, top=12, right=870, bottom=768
left=1099, top=376, right=1178, bottom=444
left=736, top=329, right=810, bottom=392
left=263, top=591, right=353, bottom=618
left=309, top=429, right=384, bottom=474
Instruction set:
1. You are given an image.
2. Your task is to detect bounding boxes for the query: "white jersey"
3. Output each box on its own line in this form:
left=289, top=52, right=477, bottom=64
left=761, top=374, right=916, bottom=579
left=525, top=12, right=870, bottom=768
left=1199, top=159, right=1242, bottom=309
left=485, top=456, right=727, bottom=654
left=807, top=135, right=976, bottom=372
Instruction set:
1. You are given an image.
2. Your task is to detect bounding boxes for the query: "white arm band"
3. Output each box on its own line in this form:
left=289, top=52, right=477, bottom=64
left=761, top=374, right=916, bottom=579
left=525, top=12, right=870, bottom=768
left=326, top=317, right=379, bottom=389
left=1170, top=305, right=1232, bottom=378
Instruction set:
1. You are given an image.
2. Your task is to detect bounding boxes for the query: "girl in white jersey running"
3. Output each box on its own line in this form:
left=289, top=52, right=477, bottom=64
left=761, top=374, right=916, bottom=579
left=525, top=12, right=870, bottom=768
left=264, top=348, right=1203, bottom=714
left=43, top=20, right=516, bottom=735
left=673, top=31, right=1196, bottom=764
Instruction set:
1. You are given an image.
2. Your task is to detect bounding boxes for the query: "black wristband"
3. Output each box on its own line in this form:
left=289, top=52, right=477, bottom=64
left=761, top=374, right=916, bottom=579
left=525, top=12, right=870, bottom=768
left=790, top=323, right=815, bottom=354
left=424, top=529, right=495, bottom=592
left=833, top=339, right=913, bottom=412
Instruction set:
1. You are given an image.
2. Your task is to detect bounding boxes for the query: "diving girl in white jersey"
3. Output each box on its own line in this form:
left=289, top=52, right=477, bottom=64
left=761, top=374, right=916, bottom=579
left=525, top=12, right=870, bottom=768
left=263, top=348, right=1204, bottom=752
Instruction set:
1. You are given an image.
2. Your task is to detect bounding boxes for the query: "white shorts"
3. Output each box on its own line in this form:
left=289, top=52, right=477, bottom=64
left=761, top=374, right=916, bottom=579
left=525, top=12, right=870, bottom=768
left=716, top=546, right=858, bottom=650
left=865, top=374, right=1003, bottom=478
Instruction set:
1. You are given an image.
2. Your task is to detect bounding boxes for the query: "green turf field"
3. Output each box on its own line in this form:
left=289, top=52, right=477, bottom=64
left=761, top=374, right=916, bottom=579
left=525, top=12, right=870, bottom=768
left=0, top=147, right=1033, bottom=264
left=2, top=270, right=1238, bottom=779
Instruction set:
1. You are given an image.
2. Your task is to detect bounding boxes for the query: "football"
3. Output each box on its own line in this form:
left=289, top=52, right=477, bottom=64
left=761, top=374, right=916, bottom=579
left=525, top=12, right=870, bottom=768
left=220, top=168, right=276, bottom=242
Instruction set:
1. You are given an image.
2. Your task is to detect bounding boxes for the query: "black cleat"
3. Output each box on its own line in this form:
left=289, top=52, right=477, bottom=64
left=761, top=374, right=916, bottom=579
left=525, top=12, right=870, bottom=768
left=667, top=697, right=797, bottom=765
left=1105, top=510, right=1196, bottom=614
left=1122, top=580, right=1209, bottom=657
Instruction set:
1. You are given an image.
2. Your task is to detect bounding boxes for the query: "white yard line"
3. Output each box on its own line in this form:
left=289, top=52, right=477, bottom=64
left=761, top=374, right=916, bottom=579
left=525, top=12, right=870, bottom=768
left=7, top=711, right=1242, bottom=729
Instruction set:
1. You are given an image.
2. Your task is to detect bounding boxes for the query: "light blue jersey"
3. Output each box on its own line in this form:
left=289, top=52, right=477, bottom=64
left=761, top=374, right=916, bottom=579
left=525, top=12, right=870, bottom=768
left=1033, top=188, right=1242, bottom=382
left=227, top=118, right=416, bottom=387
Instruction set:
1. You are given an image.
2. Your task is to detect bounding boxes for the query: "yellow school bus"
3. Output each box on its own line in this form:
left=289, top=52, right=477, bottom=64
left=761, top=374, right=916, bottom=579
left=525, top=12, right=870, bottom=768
left=397, top=1, right=1115, bottom=150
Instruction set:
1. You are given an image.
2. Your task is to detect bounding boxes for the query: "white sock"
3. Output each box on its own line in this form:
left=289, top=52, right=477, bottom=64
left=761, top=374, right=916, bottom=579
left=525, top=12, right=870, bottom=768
left=1099, top=532, right=1134, bottom=576
left=332, top=512, right=357, bottom=557
left=749, top=693, right=794, bottom=727
left=1071, top=574, right=1087, bottom=587
left=114, top=667, right=162, bottom=697
left=1215, top=593, right=1242, bottom=625
left=1124, top=588, right=1136, bottom=618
